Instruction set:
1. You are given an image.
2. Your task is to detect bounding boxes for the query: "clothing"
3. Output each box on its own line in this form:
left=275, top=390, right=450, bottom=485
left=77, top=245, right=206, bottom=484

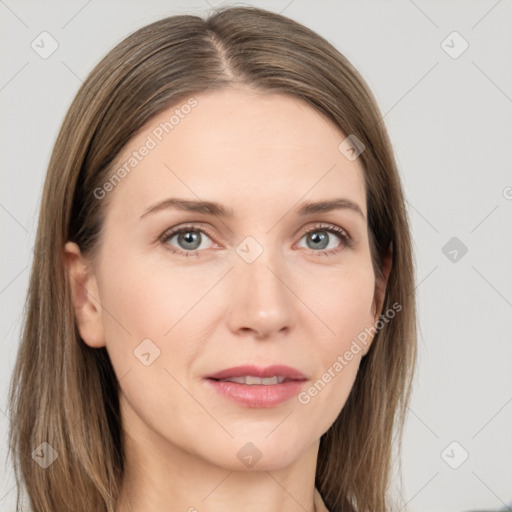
left=313, top=487, right=330, bottom=512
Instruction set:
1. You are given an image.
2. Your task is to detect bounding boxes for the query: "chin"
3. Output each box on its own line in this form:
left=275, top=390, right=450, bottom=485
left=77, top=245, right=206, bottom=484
left=212, top=436, right=307, bottom=472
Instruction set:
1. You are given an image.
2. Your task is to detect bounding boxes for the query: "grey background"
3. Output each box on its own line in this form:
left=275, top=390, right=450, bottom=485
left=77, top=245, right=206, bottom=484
left=1, top=0, right=511, bottom=510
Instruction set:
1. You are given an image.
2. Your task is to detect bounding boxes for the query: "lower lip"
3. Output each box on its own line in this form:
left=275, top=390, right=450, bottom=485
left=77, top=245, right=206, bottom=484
left=205, top=378, right=306, bottom=408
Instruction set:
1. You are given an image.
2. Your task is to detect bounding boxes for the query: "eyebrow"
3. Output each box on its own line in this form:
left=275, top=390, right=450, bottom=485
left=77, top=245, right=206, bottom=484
left=140, top=197, right=365, bottom=221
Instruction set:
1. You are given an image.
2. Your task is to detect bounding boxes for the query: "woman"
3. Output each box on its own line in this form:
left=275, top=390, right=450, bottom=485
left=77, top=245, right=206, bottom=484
left=8, top=6, right=417, bottom=512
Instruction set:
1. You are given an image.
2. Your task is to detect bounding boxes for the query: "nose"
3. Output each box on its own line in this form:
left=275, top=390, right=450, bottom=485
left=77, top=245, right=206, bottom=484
left=226, top=245, right=296, bottom=340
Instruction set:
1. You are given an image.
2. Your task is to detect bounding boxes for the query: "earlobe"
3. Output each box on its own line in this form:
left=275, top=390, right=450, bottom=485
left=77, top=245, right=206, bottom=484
left=63, top=241, right=106, bottom=348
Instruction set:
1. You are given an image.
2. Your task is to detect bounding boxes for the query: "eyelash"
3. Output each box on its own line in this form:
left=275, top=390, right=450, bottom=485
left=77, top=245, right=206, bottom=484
left=159, top=222, right=353, bottom=258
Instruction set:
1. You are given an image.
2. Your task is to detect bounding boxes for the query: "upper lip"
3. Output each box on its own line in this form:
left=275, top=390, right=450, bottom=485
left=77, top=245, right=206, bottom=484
left=206, top=365, right=307, bottom=381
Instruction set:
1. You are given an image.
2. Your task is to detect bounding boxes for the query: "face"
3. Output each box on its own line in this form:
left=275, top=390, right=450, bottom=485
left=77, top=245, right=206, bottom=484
left=66, top=86, right=388, bottom=473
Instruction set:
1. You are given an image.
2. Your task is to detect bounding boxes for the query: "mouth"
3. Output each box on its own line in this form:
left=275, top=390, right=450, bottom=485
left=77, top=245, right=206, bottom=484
left=204, top=365, right=308, bottom=408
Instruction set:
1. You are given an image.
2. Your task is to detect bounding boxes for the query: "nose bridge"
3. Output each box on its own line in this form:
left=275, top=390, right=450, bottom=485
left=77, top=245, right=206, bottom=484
left=228, top=236, right=295, bottom=337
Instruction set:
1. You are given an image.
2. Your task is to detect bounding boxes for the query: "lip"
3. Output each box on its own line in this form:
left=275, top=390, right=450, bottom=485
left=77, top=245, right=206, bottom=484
left=205, top=380, right=306, bottom=408
left=204, top=365, right=308, bottom=408
left=205, top=365, right=307, bottom=381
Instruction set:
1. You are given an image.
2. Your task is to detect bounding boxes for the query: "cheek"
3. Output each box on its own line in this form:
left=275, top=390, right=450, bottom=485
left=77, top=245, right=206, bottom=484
left=306, top=259, right=376, bottom=348
left=97, top=248, right=201, bottom=335
left=296, top=261, right=375, bottom=422
left=95, top=250, right=219, bottom=377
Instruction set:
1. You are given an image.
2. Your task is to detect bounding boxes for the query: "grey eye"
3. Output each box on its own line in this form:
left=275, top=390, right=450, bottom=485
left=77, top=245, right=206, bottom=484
left=176, top=231, right=202, bottom=250
left=305, top=231, right=330, bottom=250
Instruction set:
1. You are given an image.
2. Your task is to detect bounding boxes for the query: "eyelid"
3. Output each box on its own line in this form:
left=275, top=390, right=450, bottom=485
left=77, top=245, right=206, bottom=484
left=301, top=223, right=352, bottom=241
left=158, top=222, right=217, bottom=246
left=297, top=223, right=354, bottom=251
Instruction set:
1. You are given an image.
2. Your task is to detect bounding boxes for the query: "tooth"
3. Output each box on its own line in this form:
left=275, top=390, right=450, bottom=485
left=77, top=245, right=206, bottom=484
left=277, top=376, right=286, bottom=384
left=245, top=376, right=263, bottom=385
left=262, top=376, right=279, bottom=385
left=219, top=376, right=246, bottom=384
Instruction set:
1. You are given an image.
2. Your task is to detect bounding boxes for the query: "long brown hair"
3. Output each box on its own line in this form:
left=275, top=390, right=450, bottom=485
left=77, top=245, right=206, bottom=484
left=8, top=6, right=416, bottom=512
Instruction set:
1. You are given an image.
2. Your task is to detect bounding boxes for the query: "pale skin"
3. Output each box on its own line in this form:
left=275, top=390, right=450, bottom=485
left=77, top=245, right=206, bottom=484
left=64, top=86, right=391, bottom=512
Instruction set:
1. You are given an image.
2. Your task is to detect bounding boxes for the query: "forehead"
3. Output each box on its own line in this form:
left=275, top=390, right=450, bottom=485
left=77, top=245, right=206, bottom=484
left=105, top=87, right=367, bottom=220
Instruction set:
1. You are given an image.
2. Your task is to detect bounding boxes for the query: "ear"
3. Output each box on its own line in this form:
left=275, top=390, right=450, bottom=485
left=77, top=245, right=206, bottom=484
left=63, top=241, right=106, bottom=348
left=363, top=243, right=393, bottom=356
left=372, top=243, right=393, bottom=324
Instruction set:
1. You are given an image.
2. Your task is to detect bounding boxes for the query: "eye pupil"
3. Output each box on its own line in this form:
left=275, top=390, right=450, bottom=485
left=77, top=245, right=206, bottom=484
left=178, top=231, right=201, bottom=250
left=307, top=231, right=329, bottom=250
